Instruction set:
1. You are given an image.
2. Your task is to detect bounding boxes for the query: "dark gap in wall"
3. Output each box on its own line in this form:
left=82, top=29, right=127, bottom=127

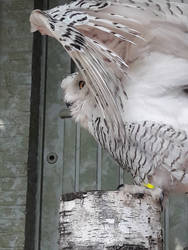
left=25, top=0, right=48, bottom=249
left=25, top=33, right=42, bottom=250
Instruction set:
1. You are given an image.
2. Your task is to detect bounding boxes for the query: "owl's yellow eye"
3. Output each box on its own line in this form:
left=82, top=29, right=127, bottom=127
left=79, top=80, right=85, bottom=89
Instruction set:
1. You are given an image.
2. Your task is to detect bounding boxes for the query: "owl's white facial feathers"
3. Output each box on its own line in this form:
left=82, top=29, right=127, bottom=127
left=61, top=72, right=98, bottom=129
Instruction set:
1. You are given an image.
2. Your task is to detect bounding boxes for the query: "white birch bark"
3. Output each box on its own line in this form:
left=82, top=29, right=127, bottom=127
left=59, top=187, right=162, bottom=250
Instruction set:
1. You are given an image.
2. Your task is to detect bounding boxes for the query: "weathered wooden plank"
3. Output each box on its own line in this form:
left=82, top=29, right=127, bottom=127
left=0, top=232, right=24, bottom=248
left=0, top=52, right=32, bottom=74
left=0, top=177, right=27, bottom=191
left=0, top=124, right=29, bottom=138
left=0, top=248, right=24, bottom=250
left=0, top=160, right=27, bottom=178
left=59, top=189, right=162, bottom=250
left=0, top=137, right=29, bottom=156
left=1, top=0, right=32, bottom=11
left=0, top=206, right=25, bottom=220
left=0, top=86, right=31, bottom=102
left=0, top=114, right=30, bottom=127
left=0, top=219, right=25, bottom=233
left=0, top=191, right=26, bottom=206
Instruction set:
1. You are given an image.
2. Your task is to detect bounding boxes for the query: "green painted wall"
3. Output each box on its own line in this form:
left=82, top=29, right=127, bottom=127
left=0, top=0, right=33, bottom=249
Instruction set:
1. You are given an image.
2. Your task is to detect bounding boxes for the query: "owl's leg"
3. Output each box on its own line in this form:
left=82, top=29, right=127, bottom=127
left=118, top=184, right=164, bottom=205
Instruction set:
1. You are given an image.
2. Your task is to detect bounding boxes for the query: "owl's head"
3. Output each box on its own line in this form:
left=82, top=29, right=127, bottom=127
left=61, top=72, right=98, bottom=129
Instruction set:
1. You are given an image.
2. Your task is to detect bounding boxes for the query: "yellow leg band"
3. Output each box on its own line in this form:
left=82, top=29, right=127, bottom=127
left=143, top=183, right=155, bottom=189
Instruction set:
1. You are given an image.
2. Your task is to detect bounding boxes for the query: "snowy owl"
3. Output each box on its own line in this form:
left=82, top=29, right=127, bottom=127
left=30, top=0, right=188, bottom=199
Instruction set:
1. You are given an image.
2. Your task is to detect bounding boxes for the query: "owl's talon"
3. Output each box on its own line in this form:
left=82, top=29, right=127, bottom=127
left=119, top=184, right=163, bottom=205
left=119, top=184, right=146, bottom=196
left=117, top=184, right=125, bottom=190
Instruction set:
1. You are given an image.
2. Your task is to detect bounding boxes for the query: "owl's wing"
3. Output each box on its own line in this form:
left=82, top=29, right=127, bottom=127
left=30, top=0, right=188, bottom=138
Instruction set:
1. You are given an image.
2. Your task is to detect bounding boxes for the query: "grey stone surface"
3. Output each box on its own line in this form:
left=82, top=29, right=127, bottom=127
left=0, top=0, right=33, bottom=249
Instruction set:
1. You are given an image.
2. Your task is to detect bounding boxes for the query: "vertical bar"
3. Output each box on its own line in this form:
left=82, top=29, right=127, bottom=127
left=164, top=199, right=169, bottom=250
left=75, top=124, right=80, bottom=192
left=71, top=59, right=76, bottom=73
left=119, top=167, right=124, bottom=185
left=183, top=195, right=188, bottom=249
left=25, top=32, right=48, bottom=250
left=96, top=145, right=102, bottom=190
left=71, top=58, right=78, bottom=192
left=61, top=119, right=65, bottom=193
left=36, top=33, right=48, bottom=250
left=37, top=2, right=49, bottom=249
left=26, top=0, right=49, bottom=243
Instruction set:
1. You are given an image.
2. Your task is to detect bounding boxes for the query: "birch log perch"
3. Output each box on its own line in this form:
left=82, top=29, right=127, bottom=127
left=59, top=187, right=162, bottom=250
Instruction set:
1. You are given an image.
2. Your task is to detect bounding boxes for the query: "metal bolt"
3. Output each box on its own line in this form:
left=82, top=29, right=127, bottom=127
left=47, top=152, right=58, bottom=164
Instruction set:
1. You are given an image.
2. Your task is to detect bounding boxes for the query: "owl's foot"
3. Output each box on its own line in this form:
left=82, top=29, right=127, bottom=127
left=118, top=184, right=164, bottom=205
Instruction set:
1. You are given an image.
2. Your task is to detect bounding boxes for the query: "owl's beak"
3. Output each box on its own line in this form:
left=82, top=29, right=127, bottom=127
left=65, top=102, right=73, bottom=108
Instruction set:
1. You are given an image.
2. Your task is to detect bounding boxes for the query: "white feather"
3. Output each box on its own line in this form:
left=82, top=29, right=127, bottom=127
left=30, top=0, right=188, bottom=195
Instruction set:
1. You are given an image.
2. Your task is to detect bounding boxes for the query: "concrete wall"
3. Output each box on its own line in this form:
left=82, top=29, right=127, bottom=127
left=0, top=0, right=33, bottom=249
